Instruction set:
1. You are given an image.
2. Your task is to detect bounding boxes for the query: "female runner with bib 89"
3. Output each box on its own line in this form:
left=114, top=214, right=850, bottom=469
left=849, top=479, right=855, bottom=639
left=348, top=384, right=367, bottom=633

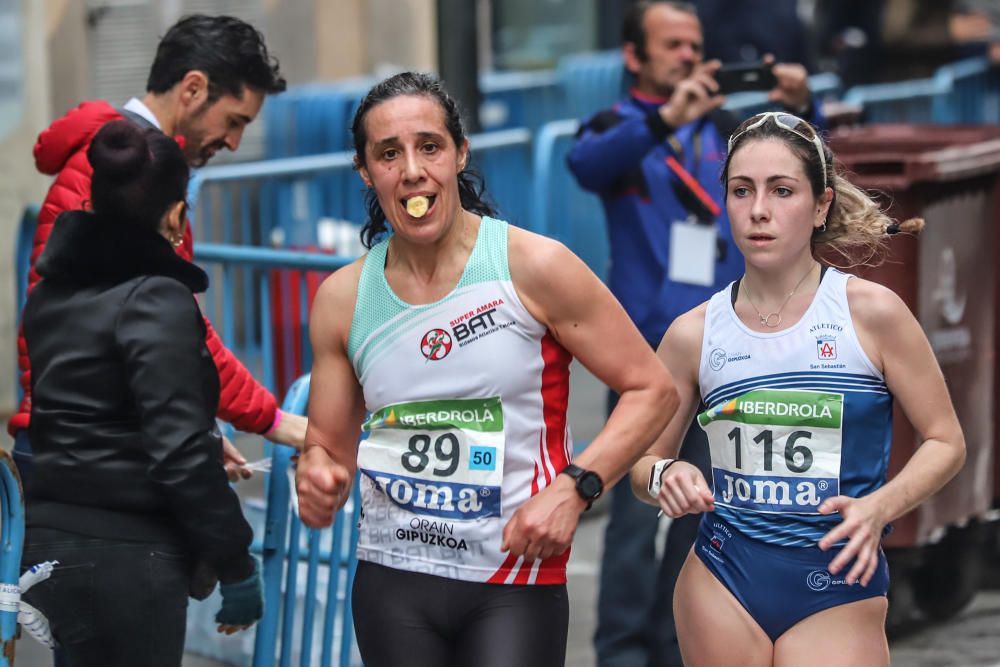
left=295, top=72, right=678, bottom=667
left=630, top=111, right=965, bottom=667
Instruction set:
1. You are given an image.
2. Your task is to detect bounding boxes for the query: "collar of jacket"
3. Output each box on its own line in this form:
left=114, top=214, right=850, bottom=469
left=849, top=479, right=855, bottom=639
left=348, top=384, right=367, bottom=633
left=36, top=210, right=209, bottom=293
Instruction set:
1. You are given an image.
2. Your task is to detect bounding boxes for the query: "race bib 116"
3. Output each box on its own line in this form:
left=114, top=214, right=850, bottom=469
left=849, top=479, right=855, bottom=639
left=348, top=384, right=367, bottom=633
left=698, top=389, right=844, bottom=514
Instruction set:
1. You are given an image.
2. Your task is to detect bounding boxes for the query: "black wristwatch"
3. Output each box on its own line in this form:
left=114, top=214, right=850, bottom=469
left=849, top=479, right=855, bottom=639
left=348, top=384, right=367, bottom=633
left=560, top=464, right=604, bottom=510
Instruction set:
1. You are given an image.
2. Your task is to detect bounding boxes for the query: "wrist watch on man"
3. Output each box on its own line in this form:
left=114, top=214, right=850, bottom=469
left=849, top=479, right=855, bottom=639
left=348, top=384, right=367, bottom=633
left=560, top=464, right=604, bottom=510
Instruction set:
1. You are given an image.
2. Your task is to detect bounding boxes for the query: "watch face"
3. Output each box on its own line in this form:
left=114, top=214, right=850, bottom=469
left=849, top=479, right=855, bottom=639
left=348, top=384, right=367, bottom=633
left=578, top=471, right=603, bottom=499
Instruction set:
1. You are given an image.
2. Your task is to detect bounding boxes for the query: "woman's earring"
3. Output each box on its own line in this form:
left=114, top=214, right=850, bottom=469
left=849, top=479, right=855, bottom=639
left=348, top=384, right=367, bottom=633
left=171, top=235, right=183, bottom=248
left=816, top=223, right=827, bottom=233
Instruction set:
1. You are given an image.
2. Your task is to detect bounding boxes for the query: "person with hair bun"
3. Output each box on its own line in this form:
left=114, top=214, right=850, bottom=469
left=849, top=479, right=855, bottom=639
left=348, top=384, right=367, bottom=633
left=20, top=120, right=263, bottom=667
left=16, top=14, right=303, bottom=504
left=630, top=111, right=964, bottom=666
left=294, top=72, right=679, bottom=666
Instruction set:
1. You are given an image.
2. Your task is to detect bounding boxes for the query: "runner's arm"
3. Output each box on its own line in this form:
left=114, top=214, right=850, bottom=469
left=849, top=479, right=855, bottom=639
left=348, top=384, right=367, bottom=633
left=629, top=307, right=710, bottom=509
left=501, top=228, right=676, bottom=559
left=510, top=227, right=678, bottom=488
left=817, top=280, right=966, bottom=585
left=821, top=281, right=965, bottom=536
left=296, top=264, right=367, bottom=529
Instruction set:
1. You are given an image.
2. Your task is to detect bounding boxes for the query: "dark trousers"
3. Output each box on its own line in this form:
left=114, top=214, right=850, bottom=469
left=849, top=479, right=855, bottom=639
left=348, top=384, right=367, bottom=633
left=594, top=392, right=712, bottom=667
left=352, top=561, right=569, bottom=667
left=22, top=526, right=191, bottom=667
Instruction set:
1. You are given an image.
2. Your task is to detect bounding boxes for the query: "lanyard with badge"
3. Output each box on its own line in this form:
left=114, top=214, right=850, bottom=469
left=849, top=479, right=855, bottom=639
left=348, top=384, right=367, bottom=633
left=665, top=128, right=723, bottom=287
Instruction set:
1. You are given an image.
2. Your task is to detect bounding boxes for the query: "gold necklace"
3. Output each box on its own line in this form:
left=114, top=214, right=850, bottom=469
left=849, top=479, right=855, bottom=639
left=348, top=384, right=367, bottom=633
left=742, top=263, right=817, bottom=328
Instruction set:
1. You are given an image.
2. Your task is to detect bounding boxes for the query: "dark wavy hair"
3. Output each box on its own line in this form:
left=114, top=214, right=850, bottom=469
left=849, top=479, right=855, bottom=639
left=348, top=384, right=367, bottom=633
left=88, top=121, right=189, bottom=230
left=351, top=72, right=497, bottom=249
left=147, top=14, right=286, bottom=102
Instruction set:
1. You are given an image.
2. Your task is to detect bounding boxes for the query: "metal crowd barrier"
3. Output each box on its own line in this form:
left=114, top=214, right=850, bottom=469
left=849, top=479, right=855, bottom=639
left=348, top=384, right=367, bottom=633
left=843, top=77, right=946, bottom=123
left=15, top=205, right=38, bottom=319
left=530, top=118, right=608, bottom=280
left=189, top=128, right=534, bottom=248
left=557, top=50, right=626, bottom=123
left=934, top=56, right=1000, bottom=124
left=252, top=375, right=362, bottom=667
left=0, top=450, right=23, bottom=667
left=192, top=243, right=352, bottom=406
left=843, top=56, right=996, bottom=124
left=481, top=69, right=564, bottom=131
left=192, top=245, right=363, bottom=666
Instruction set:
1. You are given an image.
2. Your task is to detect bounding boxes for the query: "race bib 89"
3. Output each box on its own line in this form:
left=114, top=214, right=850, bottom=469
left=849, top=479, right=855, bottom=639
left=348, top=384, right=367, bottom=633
left=698, top=389, right=844, bottom=514
left=358, top=397, right=504, bottom=520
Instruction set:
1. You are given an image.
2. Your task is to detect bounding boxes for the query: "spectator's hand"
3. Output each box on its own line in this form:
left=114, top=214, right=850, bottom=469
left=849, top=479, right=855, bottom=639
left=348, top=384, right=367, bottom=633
left=765, top=55, right=811, bottom=112
left=266, top=410, right=308, bottom=450
left=991, top=41, right=1000, bottom=64
left=659, top=60, right=725, bottom=128
left=500, top=473, right=585, bottom=561
left=656, top=460, right=715, bottom=517
left=222, top=436, right=252, bottom=482
left=817, top=494, right=888, bottom=587
left=949, top=11, right=993, bottom=43
left=215, top=557, right=263, bottom=634
left=295, top=445, right=352, bottom=529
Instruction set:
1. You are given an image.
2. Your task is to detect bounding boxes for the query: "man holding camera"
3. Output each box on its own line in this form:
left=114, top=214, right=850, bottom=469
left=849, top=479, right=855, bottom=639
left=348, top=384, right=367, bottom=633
left=567, top=2, right=821, bottom=665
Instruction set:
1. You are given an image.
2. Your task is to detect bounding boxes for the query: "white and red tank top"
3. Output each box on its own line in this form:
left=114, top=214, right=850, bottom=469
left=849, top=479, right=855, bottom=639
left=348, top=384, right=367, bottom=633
left=347, top=217, right=573, bottom=584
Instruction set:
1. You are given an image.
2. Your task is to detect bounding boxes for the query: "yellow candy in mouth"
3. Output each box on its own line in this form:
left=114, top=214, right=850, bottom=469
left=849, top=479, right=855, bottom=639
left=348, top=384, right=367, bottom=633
left=406, top=195, right=430, bottom=218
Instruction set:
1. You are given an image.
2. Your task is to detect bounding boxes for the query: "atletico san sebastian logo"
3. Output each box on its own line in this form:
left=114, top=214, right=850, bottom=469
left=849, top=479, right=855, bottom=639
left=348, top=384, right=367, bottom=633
left=816, top=335, right=837, bottom=360
left=420, top=329, right=452, bottom=361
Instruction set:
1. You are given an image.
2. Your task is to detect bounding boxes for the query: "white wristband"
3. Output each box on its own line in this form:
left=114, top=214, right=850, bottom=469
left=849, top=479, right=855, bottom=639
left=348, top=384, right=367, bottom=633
left=647, top=458, right=678, bottom=499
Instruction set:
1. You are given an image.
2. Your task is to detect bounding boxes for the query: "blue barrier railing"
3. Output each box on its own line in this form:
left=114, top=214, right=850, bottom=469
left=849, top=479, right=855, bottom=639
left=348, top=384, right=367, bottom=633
left=0, top=451, right=23, bottom=667
left=557, top=50, right=626, bottom=122
left=843, top=77, right=946, bottom=123
left=15, top=205, right=38, bottom=319
left=192, top=245, right=363, bottom=666
left=842, top=56, right=996, bottom=124
left=252, top=375, right=362, bottom=667
left=934, top=57, right=1000, bottom=124
left=193, top=243, right=353, bottom=398
left=481, top=69, right=563, bottom=131
left=189, top=127, right=534, bottom=248
left=15, top=205, right=39, bottom=403
left=530, top=118, right=608, bottom=280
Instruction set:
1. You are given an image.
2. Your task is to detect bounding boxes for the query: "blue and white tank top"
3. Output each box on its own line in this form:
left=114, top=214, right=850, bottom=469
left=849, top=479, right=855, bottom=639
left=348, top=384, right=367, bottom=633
left=347, top=217, right=573, bottom=584
left=697, top=268, right=892, bottom=547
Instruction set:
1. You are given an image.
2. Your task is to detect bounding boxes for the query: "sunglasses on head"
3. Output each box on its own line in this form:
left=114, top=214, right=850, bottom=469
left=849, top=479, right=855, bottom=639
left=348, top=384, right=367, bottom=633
left=727, top=112, right=828, bottom=190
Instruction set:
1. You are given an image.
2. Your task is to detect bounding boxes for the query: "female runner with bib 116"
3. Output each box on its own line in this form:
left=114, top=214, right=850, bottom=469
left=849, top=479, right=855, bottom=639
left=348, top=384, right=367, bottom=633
left=295, top=72, right=678, bottom=667
left=630, top=111, right=965, bottom=667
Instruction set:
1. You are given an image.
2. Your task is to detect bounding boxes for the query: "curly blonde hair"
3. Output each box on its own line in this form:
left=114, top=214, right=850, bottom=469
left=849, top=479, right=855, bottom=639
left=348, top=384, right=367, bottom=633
left=815, top=172, right=924, bottom=268
left=723, top=114, right=923, bottom=268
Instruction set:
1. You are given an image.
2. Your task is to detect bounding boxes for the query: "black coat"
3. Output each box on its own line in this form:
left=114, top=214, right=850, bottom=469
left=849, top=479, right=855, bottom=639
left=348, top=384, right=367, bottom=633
left=23, top=210, right=253, bottom=582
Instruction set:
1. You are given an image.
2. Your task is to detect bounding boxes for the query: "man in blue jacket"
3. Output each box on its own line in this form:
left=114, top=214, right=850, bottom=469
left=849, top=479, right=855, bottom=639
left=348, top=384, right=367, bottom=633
left=567, top=2, right=823, bottom=665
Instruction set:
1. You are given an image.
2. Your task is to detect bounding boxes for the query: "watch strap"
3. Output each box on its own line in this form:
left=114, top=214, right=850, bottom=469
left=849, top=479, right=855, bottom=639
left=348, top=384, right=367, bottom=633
left=647, top=458, right=679, bottom=499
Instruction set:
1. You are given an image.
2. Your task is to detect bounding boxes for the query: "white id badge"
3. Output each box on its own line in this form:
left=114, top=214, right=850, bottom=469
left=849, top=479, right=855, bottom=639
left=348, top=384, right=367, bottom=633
left=668, top=221, right=716, bottom=286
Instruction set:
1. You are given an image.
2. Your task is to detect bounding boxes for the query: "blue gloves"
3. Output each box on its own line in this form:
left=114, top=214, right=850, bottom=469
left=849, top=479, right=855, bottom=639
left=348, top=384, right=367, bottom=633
left=215, top=557, right=263, bottom=626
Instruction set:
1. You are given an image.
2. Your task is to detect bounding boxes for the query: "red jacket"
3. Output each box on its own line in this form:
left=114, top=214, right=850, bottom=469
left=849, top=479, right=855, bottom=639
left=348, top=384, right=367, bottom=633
left=11, top=100, right=278, bottom=436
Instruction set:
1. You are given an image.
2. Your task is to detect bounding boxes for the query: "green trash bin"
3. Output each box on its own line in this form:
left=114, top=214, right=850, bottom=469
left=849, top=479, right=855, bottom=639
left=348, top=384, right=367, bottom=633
left=827, top=124, right=1000, bottom=625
